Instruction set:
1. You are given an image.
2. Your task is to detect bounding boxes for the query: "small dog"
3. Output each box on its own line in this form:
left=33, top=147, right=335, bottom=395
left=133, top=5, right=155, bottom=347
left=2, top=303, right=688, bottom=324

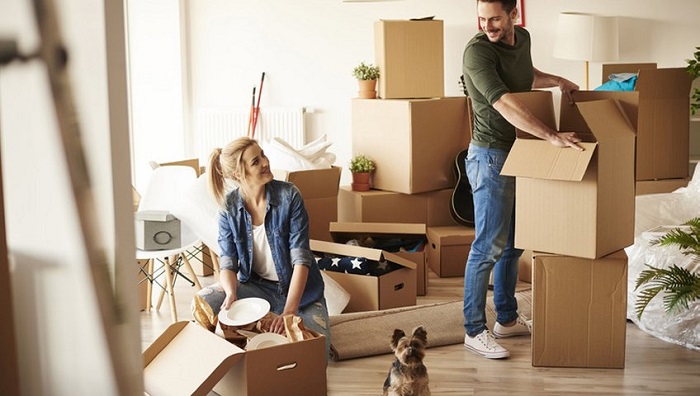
left=382, top=326, right=430, bottom=396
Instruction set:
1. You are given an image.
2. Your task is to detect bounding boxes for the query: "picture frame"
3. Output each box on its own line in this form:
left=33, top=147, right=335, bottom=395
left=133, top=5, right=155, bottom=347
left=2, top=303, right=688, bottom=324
left=477, top=0, right=526, bottom=29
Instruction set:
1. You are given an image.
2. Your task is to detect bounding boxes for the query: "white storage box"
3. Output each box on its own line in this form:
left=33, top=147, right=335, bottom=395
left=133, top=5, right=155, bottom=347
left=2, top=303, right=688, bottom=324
left=135, top=210, right=181, bottom=250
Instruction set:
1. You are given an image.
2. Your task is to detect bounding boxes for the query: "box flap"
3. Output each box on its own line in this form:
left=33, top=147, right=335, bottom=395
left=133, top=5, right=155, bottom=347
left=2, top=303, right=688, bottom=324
left=501, top=139, right=597, bottom=181
left=636, top=68, right=693, bottom=99
left=274, top=166, right=341, bottom=199
left=512, top=91, right=557, bottom=138
left=310, top=239, right=416, bottom=270
left=576, top=99, right=636, bottom=141
left=329, top=222, right=426, bottom=239
left=143, top=321, right=245, bottom=396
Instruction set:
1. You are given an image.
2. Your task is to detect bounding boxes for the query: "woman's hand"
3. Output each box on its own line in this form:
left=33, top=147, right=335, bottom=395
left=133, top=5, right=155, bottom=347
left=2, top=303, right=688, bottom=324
left=269, top=314, right=290, bottom=335
left=221, top=293, right=237, bottom=311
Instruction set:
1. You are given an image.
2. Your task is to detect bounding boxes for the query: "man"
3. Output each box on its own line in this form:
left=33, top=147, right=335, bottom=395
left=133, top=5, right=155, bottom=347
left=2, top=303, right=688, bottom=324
left=461, top=0, right=583, bottom=359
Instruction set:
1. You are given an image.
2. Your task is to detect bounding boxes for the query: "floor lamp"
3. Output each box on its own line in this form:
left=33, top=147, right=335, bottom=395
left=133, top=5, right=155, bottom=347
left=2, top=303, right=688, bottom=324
left=553, top=13, right=619, bottom=90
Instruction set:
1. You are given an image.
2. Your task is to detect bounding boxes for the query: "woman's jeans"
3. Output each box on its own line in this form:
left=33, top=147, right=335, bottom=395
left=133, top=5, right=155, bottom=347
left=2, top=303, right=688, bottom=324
left=195, top=275, right=331, bottom=359
left=463, top=144, right=523, bottom=337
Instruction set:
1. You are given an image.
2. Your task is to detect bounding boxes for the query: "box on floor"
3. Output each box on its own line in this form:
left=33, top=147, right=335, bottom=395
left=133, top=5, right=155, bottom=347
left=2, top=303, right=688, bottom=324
left=374, top=19, right=444, bottom=99
left=274, top=166, right=341, bottom=242
left=501, top=91, right=635, bottom=259
left=143, top=321, right=327, bottom=396
left=329, top=221, right=428, bottom=296
left=532, top=251, right=627, bottom=369
left=563, top=63, right=692, bottom=181
left=338, top=186, right=457, bottom=226
left=426, top=226, right=475, bottom=278
left=311, top=239, right=416, bottom=312
left=635, top=178, right=689, bottom=195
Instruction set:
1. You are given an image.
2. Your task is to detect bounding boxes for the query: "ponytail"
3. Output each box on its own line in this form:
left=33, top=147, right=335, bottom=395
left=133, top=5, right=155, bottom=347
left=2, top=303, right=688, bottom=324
left=208, top=148, right=226, bottom=207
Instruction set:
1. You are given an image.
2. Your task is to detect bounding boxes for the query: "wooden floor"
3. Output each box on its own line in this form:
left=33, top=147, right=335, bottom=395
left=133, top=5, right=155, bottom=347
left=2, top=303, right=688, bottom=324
left=140, top=268, right=700, bottom=395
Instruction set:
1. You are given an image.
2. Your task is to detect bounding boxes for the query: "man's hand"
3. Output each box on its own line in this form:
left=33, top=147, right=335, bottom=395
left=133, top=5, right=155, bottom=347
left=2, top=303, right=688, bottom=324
left=558, top=78, right=579, bottom=105
left=549, top=131, right=584, bottom=151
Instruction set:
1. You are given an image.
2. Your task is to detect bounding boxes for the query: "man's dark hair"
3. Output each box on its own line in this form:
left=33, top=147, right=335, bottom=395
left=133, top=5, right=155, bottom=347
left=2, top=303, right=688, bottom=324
left=477, top=0, right=517, bottom=14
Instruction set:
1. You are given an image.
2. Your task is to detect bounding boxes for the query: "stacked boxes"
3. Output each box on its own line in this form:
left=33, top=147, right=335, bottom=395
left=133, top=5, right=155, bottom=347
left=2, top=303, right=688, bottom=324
left=502, top=91, right=633, bottom=368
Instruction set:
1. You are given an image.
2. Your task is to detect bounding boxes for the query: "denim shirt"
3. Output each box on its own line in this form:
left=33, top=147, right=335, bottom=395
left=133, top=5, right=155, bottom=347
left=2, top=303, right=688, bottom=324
left=217, top=179, right=325, bottom=308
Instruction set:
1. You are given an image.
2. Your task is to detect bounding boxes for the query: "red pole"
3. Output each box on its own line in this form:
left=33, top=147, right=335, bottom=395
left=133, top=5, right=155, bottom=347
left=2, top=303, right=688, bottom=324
left=251, top=72, right=265, bottom=138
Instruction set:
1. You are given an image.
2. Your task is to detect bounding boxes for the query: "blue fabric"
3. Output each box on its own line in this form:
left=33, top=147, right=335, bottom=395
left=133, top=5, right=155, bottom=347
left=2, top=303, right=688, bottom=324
left=217, top=179, right=324, bottom=309
left=315, top=255, right=401, bottom=276
left=594, top=73, right=638, bottom=91
left=463, top=144, right=523, bottom=337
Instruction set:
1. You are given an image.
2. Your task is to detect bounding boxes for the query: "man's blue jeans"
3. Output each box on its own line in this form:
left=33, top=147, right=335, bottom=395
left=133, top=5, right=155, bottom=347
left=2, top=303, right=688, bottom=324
left=463, top=144, right=523, bottom=337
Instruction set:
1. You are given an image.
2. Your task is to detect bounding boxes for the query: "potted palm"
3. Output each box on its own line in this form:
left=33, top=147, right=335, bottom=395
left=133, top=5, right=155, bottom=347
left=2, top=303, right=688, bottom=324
left=349, top=154, right=376, bottom=191
left=687, top=46, right=699, bottom=115
left=352, top=61, right=380, bottom=99
left=634, top=217, right=700, bottom=319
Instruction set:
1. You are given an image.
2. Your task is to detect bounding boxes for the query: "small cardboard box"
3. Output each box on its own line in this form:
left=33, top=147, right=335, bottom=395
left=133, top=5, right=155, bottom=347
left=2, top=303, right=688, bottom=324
left=517, top=250, right=533, bottom=284
left=635, top=178, right=689, bottom=195
left=426, top=226, right=476, bottom=278
left=310, top=239, right=416, bottom=312
left=563, top=64, right=692, bottom=181
left=275, top=166, right=341, bottom=242
left=143, top=321, right=326, bottom=396
left=329, top=222, right=428, bottom=296
left=374, top=19, right=444, bottom=99
left=338, top=186, right=457, bottom=226
left=501, top=91, right=636, bottom=259
left=352, top=97, right=470, bottom=194
left=134, top=210, right=181, bottom=250
left=532, top=251, right=627, bottom=368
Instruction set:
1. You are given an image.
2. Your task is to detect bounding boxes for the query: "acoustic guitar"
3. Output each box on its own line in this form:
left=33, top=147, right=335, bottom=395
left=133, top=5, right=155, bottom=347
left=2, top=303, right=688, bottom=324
left=450, top=149, right=475, bottom=227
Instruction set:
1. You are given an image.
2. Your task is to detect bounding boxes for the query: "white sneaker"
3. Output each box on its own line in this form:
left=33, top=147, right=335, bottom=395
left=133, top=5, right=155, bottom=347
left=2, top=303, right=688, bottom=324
left=464, top=330, right=510, bottom=359
left=493, top=316, right=532, bottom=339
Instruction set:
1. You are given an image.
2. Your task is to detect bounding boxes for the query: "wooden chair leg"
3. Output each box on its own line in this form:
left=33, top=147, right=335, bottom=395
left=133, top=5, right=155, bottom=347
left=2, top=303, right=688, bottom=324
left=211, top=252, right=220, bottom=281
left=163, top=256, right=177, bottom=322
left=146, top=259, right=153, bottom=311
left=180, top=253, right=202, bottom=290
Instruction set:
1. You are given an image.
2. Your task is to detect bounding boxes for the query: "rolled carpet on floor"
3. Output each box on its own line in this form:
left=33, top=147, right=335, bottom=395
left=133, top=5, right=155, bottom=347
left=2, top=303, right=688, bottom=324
left=329, top=288, right=532, bottom=361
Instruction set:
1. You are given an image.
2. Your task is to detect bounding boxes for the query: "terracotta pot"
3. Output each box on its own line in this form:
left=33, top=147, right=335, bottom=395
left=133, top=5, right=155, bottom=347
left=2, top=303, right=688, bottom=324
left=351, top=172, right=371, bottom=191
left=357, top=79, right=377, bottom=99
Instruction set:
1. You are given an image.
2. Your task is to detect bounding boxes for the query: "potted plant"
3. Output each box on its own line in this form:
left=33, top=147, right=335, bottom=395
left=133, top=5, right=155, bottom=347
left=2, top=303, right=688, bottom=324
left=352, top=61, right=380, bottom=99
left=634, top=217, right=700, bottom=319
left=349, top=154, right=376, bottom=191
left=686, top=46, right=700, bottom=115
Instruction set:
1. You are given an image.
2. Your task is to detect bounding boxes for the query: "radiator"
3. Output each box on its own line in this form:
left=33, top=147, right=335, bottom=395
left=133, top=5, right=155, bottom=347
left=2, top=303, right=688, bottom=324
left=194, top=107, right=306, bottom=162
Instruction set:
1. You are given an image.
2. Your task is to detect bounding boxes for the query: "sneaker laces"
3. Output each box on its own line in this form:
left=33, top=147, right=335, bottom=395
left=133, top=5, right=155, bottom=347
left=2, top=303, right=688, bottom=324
left=477, top=330, right=501, bottom=351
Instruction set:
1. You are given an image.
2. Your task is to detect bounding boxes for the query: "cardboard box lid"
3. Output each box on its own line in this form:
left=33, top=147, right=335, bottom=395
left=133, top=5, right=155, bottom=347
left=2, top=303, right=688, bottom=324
left=502, top=98, right=634, bottom=181
left=427, top=225, right=476, bottom=246
left=274, top=166, right=341, bottom=199
left=310, top=239, right=416, bottom=270
left=329, top=222, right=426, bottom=240
left=143, top=321, right=245, bottom=396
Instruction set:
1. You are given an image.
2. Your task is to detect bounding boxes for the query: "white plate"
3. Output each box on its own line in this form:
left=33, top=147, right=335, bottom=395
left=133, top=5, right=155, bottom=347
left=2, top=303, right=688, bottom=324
left=218, top=297, right=271, bottom=326
left=246, top=332, right=289, bottom=350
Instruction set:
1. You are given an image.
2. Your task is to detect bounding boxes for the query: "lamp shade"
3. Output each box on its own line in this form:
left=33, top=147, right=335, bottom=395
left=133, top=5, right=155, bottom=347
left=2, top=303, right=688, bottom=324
left=553, top=13, right=619, bottom=62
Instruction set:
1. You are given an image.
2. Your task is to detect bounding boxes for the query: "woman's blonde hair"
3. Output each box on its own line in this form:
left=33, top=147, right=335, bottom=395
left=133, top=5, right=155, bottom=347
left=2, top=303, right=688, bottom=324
left=208, top=136, right=258, bottom=207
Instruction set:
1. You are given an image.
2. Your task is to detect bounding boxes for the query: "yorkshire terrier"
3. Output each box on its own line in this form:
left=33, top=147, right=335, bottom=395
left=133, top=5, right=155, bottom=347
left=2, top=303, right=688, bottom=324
left=382, top=326, right=430, bottom=396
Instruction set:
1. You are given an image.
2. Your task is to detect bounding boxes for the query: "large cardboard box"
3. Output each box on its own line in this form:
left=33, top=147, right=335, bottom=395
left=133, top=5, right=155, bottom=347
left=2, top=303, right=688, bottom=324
left=329, top=222, right=428, bottom=296
left=532, top=251, right=627, bottom=368
left=338, top=186, right=457, bottom=226
left=374, top=19, right=444, bottom=99
left=635, top=178, right=689, bottom=195
left=310, top=239, right=416, bottom=312
left=426, top=226, right=476, bottom=278
left=352, top=97, right=470, bottom=194
left=143, top=321, right=327, bottom=395
left=562, top=64, right=692, bottom=181
left=501, top=92, right=636, bottom=259
left=275, top=166, right=341, bottom=242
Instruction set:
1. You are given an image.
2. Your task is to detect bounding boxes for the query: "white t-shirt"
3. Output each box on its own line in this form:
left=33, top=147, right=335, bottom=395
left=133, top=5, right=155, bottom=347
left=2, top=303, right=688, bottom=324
left=252, top=223, right=279, bottom=281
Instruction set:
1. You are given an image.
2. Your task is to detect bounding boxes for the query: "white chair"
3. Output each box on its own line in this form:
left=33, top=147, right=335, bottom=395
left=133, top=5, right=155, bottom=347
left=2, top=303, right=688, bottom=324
left=136, top=165, right=202, bottom=322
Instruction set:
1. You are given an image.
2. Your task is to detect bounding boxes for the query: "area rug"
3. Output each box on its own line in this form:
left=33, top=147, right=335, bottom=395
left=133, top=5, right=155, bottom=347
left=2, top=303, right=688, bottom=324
left=329, top=288, right=532, bottom=361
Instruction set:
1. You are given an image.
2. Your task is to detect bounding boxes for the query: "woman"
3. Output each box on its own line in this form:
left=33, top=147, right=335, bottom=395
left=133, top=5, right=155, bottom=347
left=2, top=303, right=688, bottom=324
left=194, top=136, right=330, bottom=357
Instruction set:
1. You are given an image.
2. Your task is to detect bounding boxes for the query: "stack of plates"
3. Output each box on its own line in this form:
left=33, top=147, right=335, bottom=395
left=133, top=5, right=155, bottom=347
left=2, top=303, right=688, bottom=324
left=246, top=333, right=289, bottom=350
left=218, top=297, right=271, bottom=327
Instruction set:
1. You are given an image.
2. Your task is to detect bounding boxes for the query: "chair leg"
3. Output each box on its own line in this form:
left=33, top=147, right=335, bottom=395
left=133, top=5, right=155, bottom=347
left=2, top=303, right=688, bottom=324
left=162, top=256, right=178, bottom=322
left=146, top=259, right=154, bottom=311
left=211, top=252, right=220, bottom=281
left=180, top=253, right=202, bottom=290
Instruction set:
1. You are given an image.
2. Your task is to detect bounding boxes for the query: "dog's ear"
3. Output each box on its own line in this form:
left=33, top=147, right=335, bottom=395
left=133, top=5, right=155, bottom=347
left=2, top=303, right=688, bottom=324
left=412, top=326, right=428, bottom=345
left=390, top=329, right=406, bottom=350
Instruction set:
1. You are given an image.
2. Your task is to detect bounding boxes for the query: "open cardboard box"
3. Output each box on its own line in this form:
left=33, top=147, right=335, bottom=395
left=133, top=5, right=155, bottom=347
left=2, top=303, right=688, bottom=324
left=501, top=91, right=635, bottom=259
left=274, top=166, right=341, bottom=242
left=310, top=239, right=416, bottom=312
left=143, top=321, right=326, bottom=396
left=329, top=221, right=428, bottom=296
left=426, top=225, right=476, bottom=278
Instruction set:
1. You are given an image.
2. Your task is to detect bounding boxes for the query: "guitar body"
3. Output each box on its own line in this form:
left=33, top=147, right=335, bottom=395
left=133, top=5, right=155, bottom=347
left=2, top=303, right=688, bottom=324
left=450, top=149, right=475, bottom=227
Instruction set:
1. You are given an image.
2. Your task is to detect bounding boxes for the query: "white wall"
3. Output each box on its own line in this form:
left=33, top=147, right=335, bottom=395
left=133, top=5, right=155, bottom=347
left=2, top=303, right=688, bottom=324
left=129, top=0, right=700, bottom=188
left=1, top=0, right=141, bottom=394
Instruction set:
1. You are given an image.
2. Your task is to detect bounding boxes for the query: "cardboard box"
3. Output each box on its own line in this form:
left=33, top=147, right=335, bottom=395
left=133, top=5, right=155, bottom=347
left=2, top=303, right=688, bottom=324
left=426, top=226, right=476, bottom=278
left=329, top=222, right=428, bottom=296
left=532, top=251, right=627, bottom=368
left=635, top=178, right=689, bottom=195
left=517, top=249, right=533, bottom=284
left=562, top=64, right=692, bottom=181
left=310, top=239, right=416, bottom=312
left=352, top=97, right=470, bottom=194
left=374, top=19, right=444, bottom=99
left=501, top=91, right=636, bottom=259
left=275, top=166, right=341, bottom=242
left=143, top=321, right=327, bottom=396
left=338, top=186, right=457, bottom=226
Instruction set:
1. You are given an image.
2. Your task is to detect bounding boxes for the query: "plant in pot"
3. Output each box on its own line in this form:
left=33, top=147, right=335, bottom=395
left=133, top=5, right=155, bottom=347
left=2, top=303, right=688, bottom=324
left=349, top=154, right=376, bottom=192
left=352, top=61, right=380, bottom=99
left=686, top=46, right=700, bottom=115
